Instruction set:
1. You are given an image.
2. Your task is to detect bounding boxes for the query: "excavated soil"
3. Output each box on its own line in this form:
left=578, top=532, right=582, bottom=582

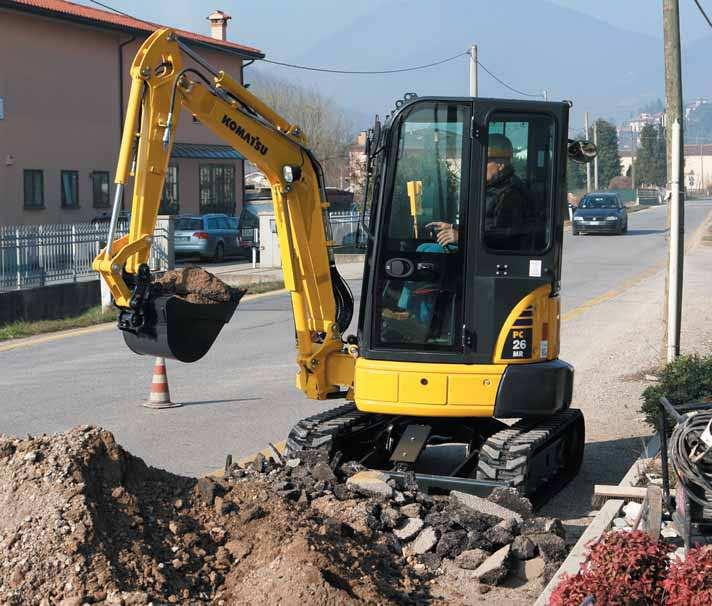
left=0, top=427, right=563, bottom=605
left=0, top=428, right=432, bottom=605
left=152, top=266, right=244, bottom=305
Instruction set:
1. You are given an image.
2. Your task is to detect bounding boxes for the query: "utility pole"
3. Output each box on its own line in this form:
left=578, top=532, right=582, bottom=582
left=631, top=133, right=637, bottom=192
left=700, top=138, right=704, bottom=193
left=543, top=90, right=548, bottom=102
left=667, top=120, right=682, bottom=363
left=585, top=112, right=592, bottom=192
left=593, top=121, right=599, bottom=191
left=469, top=45, right=478, bottom=97
left=662, top=0, right=685, bottom=363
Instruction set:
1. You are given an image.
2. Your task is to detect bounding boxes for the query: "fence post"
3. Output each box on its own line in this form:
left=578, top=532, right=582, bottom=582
left=71, top=225, right=78, bottom=282
left=155, top=215, right=175, bottom=271
left=38, top=225, right=45, bottom=287
left=15, top=227, right=21, bottom=289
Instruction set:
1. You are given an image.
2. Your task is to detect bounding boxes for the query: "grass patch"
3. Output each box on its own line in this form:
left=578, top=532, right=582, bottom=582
left=245, top=280, right=285, bottom=295
left=0, top=306, right=118, bottom=342
left=0, top=279, right=286, bottom=342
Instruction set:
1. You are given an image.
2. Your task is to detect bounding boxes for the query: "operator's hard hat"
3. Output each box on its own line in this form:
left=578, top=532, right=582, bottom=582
left=487, top=134, right=513, bottom=160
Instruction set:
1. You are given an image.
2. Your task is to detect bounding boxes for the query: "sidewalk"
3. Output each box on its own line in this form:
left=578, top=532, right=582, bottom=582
left=541, top=218, right=712, bottom=537
left=210, top=254, right=365, bottom=288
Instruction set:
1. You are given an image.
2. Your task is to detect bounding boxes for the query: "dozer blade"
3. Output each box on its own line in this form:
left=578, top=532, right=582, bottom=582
left=121, top=294, right=239, bottom=363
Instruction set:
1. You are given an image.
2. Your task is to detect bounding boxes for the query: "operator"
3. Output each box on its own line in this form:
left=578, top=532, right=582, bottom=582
left=425, top=133, right=529, bottom=247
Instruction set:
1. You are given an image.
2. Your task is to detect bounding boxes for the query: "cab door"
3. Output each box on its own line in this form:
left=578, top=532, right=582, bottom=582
left=464, top=102, right=567, bottom=364
left=362, top=99, right=472, bottom=364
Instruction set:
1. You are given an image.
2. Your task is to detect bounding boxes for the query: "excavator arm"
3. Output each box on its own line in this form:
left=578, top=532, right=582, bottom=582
left=93, top=29, right=355, bottom=399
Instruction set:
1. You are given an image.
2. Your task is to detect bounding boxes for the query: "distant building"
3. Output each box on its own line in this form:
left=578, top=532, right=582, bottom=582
left=348, top=131, right=368, bottom=199
left=685, top=97, right=709, bottom=120
left=619, top=144, right=712, bottom=191
left=0, top=1, right=264, bottom=225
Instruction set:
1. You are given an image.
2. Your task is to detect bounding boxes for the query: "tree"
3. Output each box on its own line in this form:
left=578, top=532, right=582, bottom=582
left=634, top=124, right=667, bottom=186
left=592, top=119, right=621, bottom=189
left=247, top=70, right=356, bottom=187
left=640, top=98, right=664, bottom=115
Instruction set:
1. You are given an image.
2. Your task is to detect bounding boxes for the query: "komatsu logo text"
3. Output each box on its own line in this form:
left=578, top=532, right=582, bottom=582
left=221, top=115, right=268, bottom=156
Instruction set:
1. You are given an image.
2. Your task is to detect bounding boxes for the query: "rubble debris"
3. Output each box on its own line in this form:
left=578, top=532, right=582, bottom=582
left=346, top=469, right=394, bottom=499
left=0, top=426, right=564, bottom=605
left=436, top=530, right=468, bottom=559
left=520, top=516, right=566, bottom=539
left=486, top=487, right=533, bottom=519
left=152, top=266, right=244, bottom=305
left=394, top=517, right=424, bottom=540
left=450, top=491, right=523, bottom=524
left=455, top=548, right=489, bottom=570
left=530, top=532, right=567, bottom=563
left=510, top=535, right=537, bottom=560
left=404, top=527, right=439, bottom=556
left=473, top=544, right=512, bottom=585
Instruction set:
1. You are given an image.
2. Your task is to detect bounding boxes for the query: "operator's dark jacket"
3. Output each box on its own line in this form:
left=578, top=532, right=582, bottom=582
left=485, top=164, right=531, bottom=233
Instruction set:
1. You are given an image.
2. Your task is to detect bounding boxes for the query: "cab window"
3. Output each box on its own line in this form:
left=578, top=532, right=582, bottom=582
left=483, top=114, right=555, bottom=253
left=385, top=103, right=465, bottom=249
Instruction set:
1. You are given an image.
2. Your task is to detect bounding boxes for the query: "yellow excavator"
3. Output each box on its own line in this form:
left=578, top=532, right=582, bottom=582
left=93, top=29, right=596, bottom=501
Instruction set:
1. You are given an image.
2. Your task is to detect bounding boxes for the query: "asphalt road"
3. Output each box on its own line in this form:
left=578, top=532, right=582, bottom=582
left=1, top=201, right=710, bottom=476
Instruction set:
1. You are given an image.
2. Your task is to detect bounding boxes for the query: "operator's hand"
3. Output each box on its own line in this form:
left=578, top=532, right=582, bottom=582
left=426, top=222, right=458, bottom=246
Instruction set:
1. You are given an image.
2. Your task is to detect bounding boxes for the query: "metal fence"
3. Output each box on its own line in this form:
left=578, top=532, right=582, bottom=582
left=328, top=211, right=365, bottom=250
left=0, top=219, right=172, bottom=291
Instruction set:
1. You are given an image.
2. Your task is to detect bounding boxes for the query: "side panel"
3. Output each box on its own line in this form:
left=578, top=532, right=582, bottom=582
left=354, top=358, right=502, bottom=417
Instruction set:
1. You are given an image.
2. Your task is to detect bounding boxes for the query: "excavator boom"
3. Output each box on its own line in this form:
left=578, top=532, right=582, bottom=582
left=93, top=29, right=355, bottom=398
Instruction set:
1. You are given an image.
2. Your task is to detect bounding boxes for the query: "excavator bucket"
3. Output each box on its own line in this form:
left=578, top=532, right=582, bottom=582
left=121, top=294, right=239, bottom=363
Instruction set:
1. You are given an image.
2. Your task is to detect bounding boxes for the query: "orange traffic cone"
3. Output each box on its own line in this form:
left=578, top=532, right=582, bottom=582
left=143, top=357, right=181, bottom=409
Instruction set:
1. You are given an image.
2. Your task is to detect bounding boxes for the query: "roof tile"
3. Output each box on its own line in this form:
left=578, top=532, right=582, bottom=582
left=5, top=0, right=263, bottom=57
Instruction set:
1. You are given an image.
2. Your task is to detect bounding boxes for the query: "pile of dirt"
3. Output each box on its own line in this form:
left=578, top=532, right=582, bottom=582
left=152, top=266, right=244, bottom=305
left=0, top=427, right=565, bottom=605
left=0, top=428, right=431, bottom=605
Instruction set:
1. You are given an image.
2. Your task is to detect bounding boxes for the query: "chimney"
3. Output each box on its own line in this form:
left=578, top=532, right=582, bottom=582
left=207, top=10, right=231, bottom=41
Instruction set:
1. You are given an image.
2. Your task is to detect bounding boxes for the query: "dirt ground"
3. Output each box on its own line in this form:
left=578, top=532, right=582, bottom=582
left=0, top=426, right=568, bottom=606
left=0, top=427, right=431, bottom=605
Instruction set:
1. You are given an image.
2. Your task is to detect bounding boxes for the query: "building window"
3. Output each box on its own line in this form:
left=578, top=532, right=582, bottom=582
left=200, top=164, right=235, bottom=214
left=160, top=164, right=179, bottom=214
left=23, top=170, right=44, bottom=209
left=61, top=170, right=80, bottom=208
left=91, top=171, right=110, bottom=208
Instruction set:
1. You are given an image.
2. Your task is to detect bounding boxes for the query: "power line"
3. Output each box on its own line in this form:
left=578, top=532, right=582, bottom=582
left=259, top=52, right=468, bottom=74
left=87, top=0, right=546, bottom=99
left=692, top=0, right=712, bottom=28
left=87, top=0, right=144, bottom=20
left=476, top=60, right=544, bottom=98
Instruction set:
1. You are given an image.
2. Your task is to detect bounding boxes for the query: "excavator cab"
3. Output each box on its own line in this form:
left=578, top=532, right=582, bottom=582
left=360, top=97, right=571, bottom=371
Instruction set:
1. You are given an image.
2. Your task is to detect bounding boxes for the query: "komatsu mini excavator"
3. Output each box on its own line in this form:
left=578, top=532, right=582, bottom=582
left=94, top=29, right=596, bottom=501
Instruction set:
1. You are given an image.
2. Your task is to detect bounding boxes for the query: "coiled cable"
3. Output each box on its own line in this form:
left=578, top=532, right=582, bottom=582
left=670, top=411, right=712, bottom=506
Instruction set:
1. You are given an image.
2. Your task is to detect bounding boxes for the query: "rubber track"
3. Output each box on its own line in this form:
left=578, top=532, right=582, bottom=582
left=285, top=403, right=369, bottom=455
left=475, top=409, right=583, bottom=496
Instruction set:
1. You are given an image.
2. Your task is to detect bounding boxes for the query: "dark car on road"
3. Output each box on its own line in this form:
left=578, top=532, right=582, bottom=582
left=572, top=193, right=628, bottom=235
left=174, top=214, right=240, bottom=261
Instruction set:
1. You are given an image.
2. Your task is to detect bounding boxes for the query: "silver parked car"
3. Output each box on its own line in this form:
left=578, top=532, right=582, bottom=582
left=174, top=214, right=240, bottom=261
